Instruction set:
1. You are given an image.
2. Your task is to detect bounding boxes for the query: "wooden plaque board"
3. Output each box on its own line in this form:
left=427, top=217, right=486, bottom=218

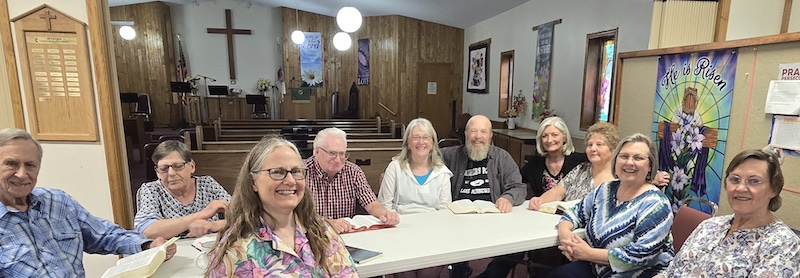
left=12, top=5, right=98, bottom=141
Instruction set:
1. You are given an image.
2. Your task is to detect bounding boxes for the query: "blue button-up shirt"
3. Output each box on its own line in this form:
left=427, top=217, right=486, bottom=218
left=0, top=187, right=149, bottom=277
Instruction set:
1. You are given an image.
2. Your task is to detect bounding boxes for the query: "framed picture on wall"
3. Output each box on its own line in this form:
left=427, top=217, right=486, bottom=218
left=467, top=39, right=491, bottom=94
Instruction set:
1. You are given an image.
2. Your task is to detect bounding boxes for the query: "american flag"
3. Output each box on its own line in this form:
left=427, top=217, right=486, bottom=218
left=177, top=35, right=189, bottom=105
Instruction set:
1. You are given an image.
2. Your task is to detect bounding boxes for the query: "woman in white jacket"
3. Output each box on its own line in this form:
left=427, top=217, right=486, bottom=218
left=378, top=118, right=453, bottom=277
left=379, top=118, right=453, bottom=214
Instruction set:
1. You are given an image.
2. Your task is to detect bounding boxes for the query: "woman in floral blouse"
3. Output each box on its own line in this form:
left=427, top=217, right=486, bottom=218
left=206, top=137, right=357, bottom=277
left=657, top=149, right=799, bottom=277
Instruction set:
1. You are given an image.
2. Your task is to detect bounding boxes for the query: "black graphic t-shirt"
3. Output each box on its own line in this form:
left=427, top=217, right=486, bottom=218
left=458, top=158, right=491, bottom=201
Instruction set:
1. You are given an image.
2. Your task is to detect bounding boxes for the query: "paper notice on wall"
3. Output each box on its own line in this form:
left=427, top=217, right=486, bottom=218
left=764, top=80, right=800, bottom=115
left=769, top=115, right=800, bottom=151
left=427, top=82, right=437, bottom=95
left=779, top=63, right=800, bottom=80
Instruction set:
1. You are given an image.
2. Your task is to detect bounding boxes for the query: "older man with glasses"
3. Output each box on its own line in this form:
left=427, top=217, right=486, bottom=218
left=134, top=140, right=231, bottom=239
left=305, top=127, right=399, bottom=233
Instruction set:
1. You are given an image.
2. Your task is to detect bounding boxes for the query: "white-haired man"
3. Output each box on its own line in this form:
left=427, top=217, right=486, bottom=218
left=0, top=128, right=175, bottom=277
left=304, top=127, right=399, bottom=233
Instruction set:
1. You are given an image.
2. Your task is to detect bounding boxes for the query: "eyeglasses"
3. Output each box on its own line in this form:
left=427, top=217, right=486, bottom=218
left=616, top=154, right=648, bottom=163
left=726, top=175, right=766, bottom=187
left=253, top=168, right=306, bottom=181
left=410, top=135, right=432, bottom=142
left=155, top=161, right=189, bottom=174
left=318, top=147, right=349, bottom=159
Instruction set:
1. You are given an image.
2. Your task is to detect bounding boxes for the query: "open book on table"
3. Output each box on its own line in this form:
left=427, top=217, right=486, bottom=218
left=345, top=245, right=383, bottom=264
left=342, top=215, right=394, bottom=233
left=100, top=237, right=179, bottom=278
left=538, top=199, right=580, bottom=214
left=448, top=199, right=500, bottom=214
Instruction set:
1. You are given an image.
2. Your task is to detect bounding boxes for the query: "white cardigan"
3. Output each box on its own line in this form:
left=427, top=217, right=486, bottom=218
left=377, top=158, right=453, bottom=214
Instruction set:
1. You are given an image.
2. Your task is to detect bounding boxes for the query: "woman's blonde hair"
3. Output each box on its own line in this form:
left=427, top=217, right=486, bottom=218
left=206, top=137, right=332, bottom=276
left=395, top=118, right=444, bottom=169
left=536, top=116, right=575, bottom=156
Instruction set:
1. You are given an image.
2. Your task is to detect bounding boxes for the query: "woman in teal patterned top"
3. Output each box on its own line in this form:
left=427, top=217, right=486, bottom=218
left=551, top=134, right=674, bottom=277
left=206, top=137, right=357, bottom=277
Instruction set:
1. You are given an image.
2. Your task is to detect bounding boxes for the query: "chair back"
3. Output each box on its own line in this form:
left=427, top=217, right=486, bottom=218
left=437, top=138, right=462, bottom=148
left=672, top=197, right=717, bottom=253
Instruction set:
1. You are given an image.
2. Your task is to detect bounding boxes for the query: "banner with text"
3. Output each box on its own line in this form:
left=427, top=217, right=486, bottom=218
left=358, top=39, right=370, bottom=86
left=652, top=49, right=737, bottom=213
left=300, top=32, right=323, bottom=87
left=532, top=22, right=554, bottom=122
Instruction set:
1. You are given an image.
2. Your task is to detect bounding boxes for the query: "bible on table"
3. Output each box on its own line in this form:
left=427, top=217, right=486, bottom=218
left=341, top=215, right=395, bottom=233
left=100, top=237, right=179, bottom=278
left=538, top=199, right=580, bottom=214
left=447, top=199, right=501, bottom=214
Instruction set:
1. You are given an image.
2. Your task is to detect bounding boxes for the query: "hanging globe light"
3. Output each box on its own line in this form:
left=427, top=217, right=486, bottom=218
left=333, top=32, right=351, bottom=51
left=336, top=7, right=362, bottom=33
left=291, top=30, right=305, bottom=44
left=119, top=25, right=136, bottom=40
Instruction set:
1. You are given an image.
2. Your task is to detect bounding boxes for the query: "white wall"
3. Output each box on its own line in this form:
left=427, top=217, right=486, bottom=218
left=727, top=0, right=784, bottom=40
left=8, top=0, right=118, bottom=276
left=170, top=1, right=283, bottom=96
left=462, top=0, right=653, bottom=137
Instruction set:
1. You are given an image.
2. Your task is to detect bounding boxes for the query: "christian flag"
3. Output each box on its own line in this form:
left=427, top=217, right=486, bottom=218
left=177, top=35, right=189, bottom=105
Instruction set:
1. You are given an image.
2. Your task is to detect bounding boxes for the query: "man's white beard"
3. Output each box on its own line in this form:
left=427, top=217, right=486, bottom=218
left=466, top=142, right=489, bottom=161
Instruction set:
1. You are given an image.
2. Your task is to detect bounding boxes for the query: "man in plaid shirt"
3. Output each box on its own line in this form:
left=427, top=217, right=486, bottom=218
left=0, top=128, right=176, bottom=277
left=305, top=128, right=399, bottom=233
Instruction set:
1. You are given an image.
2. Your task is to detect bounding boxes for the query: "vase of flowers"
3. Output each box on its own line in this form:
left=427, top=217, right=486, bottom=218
left=504, top=90, right=528, bottom=129
left=256, top=78, right=272, bottom=96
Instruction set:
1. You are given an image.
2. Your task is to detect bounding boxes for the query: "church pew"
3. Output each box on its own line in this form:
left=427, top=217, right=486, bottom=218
left=192, top=147, right=402, bottom=194
left=220, top=127, right=380, bottom=135
left=217, top=132, right=395, bottom=141
left=211, top=120, right=399, bottom=141
left=202, top=138, right=404, bottom=150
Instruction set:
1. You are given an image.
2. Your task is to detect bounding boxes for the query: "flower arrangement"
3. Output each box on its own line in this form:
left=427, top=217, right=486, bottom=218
left=504, top=90, right=527, bottom=118
left=256, top=78, right=272, bottom=93
left=668, top=110, right=704, bottom=204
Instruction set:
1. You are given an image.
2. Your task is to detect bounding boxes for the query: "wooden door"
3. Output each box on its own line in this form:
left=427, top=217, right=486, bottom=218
left=418, top=63, right=454, bottom=138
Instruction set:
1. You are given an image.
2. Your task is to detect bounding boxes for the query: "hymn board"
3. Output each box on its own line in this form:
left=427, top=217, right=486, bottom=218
left=12, top=5, right=98, bottom=141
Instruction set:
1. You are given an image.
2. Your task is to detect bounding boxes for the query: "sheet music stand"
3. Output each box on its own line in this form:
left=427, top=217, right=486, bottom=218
left=170, top=82, right=192, bottom=128
left=246, top=95, right=268, bottom=119
left=208, top=85, right=230, bottom=120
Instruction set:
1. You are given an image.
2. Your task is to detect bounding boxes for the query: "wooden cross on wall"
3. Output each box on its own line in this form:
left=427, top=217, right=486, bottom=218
left=39, top=10, right=56, bottom=31
left=207, top=9, right=251, bottom=82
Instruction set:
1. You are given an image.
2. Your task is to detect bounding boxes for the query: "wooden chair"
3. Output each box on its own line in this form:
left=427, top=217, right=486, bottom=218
left=672, top=197, right=717, bottom=253
left=437, top=138, right=462, bottom=148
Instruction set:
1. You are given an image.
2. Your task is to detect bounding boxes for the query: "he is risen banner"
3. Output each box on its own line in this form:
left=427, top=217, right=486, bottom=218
left=652, top=49, right=737, bottom=213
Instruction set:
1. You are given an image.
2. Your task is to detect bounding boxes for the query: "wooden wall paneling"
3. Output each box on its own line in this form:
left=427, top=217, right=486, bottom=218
left=0, top=0, right=24, bottom=128
left=110, top=2, right=173, bottom=127
left=280, top=8, right=464, bottom=126
left=86, top=0, right=134, bottom=228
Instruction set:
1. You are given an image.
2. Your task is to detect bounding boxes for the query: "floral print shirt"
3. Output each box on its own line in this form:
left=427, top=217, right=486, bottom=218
left=663, top=215, right=800, bottom=277
left=208, top=218, right=358, bottom=278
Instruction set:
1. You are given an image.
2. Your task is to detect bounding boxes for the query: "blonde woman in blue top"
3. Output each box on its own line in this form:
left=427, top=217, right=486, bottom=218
left=378, top=118, right=452, bottom=278
left=551, top=133, right=674, bottom=278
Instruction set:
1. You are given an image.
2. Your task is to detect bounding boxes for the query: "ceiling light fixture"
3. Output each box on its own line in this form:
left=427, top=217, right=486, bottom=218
left=336, top=6, right=362, bottom=33
left=119, top=0, right=136, bottom=40
left=333, top=32, right=351, bottom=51
left=291, top=5, right=304, bottom=44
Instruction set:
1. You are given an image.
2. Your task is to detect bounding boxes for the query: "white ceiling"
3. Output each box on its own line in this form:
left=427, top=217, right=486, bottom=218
left=109, top=0, right=530, bottom=29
